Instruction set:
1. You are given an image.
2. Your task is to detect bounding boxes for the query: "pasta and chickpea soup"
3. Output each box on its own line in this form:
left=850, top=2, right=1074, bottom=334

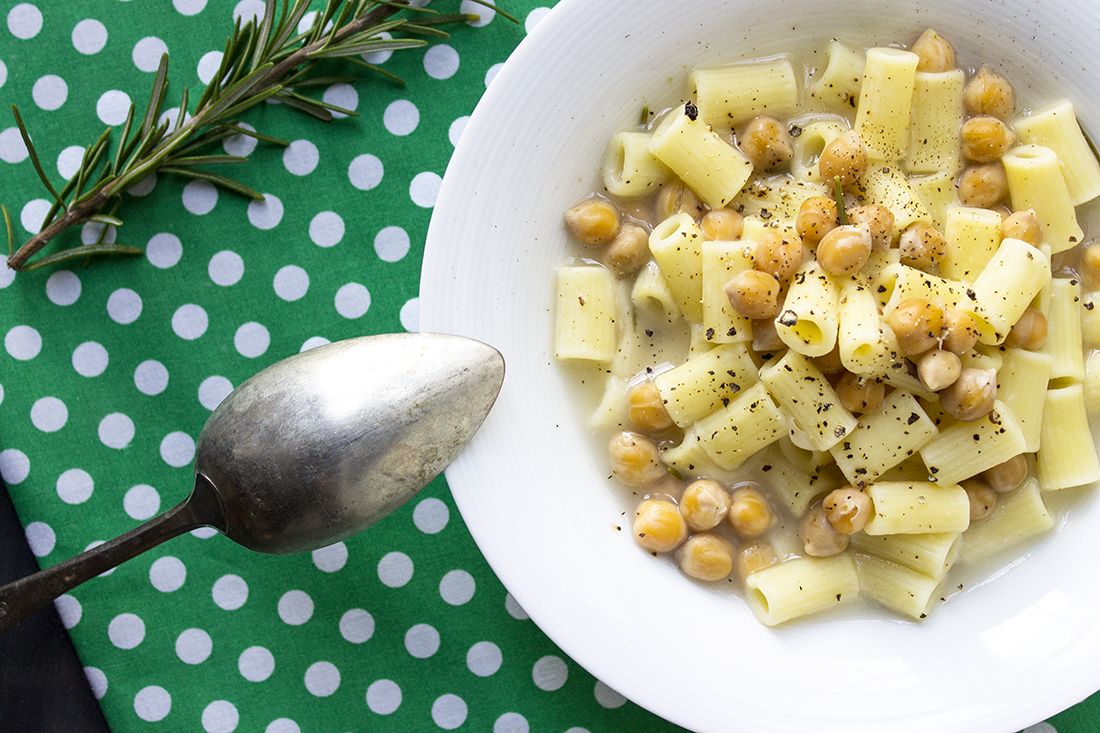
left=553, top=29, right=1100, bottom=626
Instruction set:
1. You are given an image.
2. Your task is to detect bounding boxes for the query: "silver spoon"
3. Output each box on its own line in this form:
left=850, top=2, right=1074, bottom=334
left=0, top=333, right=504, bottom=633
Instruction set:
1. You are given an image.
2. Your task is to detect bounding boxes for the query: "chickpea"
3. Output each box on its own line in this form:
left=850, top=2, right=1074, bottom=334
left=627, top=381, right=673, bottom=433
left=609, top=432, right=665, bottom=487
left=724, top=270, right=780, bottom=320
left=701, top=209, right=744, bottom=240
left=848, top=204, right=895, bottom=251
left=885, top=298, right=945, bottom=356
left=898, top=222, right=947, bottom=271
left=963, top=479, right=998, bottom=521
left=835, top=372, right=885, bottom=415
left=679, top=479, right=732, bottom=531
left=942, top=308, right=981, bottom=355
left=917, top=349, right=962, bottom=391
left=964, top=67, right=1016, bottom=120
left=993, top=205, right=1013, bottom=221
left=817, top=224, right=872, bottom=276
left=1001, top=209, right=1041, bottom=246
left=812, top=344, right=845, bottom=376
left=960, top=116, right=1016, bottom=163
left=740, top=116, right=794, bottom=172
left=939, top=367, right=997, bottom=422
left=911, top=28, right=956, bottom=72
left=753, top=228, right=804, bottom=283
left=799, top=504, right=849, bottom=557
left=656, top=182, right=705, bottom=220
left=1004, top=308, right=1047, bottom=350
left=604, top=224, right=650, bottom=277
left=727, top=484, right=775, bottom=538
left=823, top=487, right=874, bottom=534
left=632, top=499, right=688, bottom=553
left=1080, top=244, right=1100, bottom=290
left=751, top=317, right=785, bottom=352
left=564, top=197, right=620, bottom=245
left=735, top=542, right=777, bottom=581
left=958, top=163, right=1008, bottom=208
left=678, top=533, right=736, bottom=581
left=819, top=132, right=868, bottom=191
left=796, top=196, right=838, bottom=246
left=984, top=454, right=1029, bottom=494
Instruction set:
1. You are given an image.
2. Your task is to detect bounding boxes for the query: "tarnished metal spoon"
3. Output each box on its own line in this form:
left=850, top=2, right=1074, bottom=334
left=0, top=333, right=504, bottom=633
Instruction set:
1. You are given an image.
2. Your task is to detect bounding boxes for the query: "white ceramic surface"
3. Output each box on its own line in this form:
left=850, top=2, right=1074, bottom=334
left=420, top=2, right=1100, bottom=731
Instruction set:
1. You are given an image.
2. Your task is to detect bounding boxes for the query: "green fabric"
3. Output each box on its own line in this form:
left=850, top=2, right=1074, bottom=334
left=0, top=2, right=1095, bottom=731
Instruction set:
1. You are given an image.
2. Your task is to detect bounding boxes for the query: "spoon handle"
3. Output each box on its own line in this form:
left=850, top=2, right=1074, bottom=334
left=0, top=476, right=220, bottom=635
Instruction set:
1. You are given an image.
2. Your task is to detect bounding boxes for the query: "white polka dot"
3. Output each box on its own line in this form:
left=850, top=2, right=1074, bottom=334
left=266, top=719, right=300, bottom=733
left=96, top=90, right=131, bottom=126
left=322, top=83, right=358, bottom=119
left=212, top=574, right=249, bottom=610
left=373, top=226, right=410, bottom=262
left=134, top=359, right=169, bottom=395
left=7, top=3, right=42, bottom=39
left=160, top=431, right=195, bottom=468
left=174, top=0, right=207, bottom=15
left=413, top=497, right=449, bottom=534
left=134, top=686, right=171, bottom=722
left=431, top=694, right=468, bottom=730
left=525, top=6, right=552, bottom=33
left=183, top=179, right=218, bottom=215
left=505, top=593, right=529, bottom=620
left=239, top=646, right=275, bottom=682
left=312, top=542, right=347, bottom=573
left=98, top=413, right=134, bottom=449
left=72, top=341, right=108, bottom=377
left=283, top=140, right=318, bottom=175
left=80, top=220, right=117, bottom=245
left=57, top=145, right=85, bottom=180
left=128, top=173, right=157, bottom=197
left=448, top=116, right=469, bottom=147
left=399, top=298, right=419, bottom=332
left=25, top=521, right=53, bottom=557
left=176, top=628, right=212, bottom=664
left=466, top=641, right=502, bottom=677
left=348, top=154, right=383, bottom=190
left=594, top=680, right=627, bottom=708
left=72, top=19, right=107, bottom=55
left=339, top=609, right=374, bottom=644
left=234, top=0, right=266, bottom=24
left=273, top=265, right=309, bottom=301
left=150, top=556, right=186, bottom=592
left=383, top=100, right=419, bottom=136
left=439, top=570, right=476, bottom=606
left=192, top=527, right=218, bottom=539
left=1022, top=724, right=1058, bottom=733
left=362, top=32, right=394, bottom=64
left=108, top=613, right=146, bottom=649
left=5, top=325, right=41, bottom=360
left=198, top=376, right=232, bottom=410
left=378, top=552, right=413, bottom=588
left=30, top=396, right=67, bottom=432
left=146, top=232, right=182, bottom=268
left=409, top=172, right=442, bottom=208
left=45, top=270, right=80, bottom=306
left=55, top=595, right=82, bottom=629
left=32, top=75, right=67, bottom=111
left=0, top=127, right=28, bottom=163
left=335, top=283, right=371, bottom=319
left=309, top=211, right=344, bottom=248
left=532, top=655, right=568, bottom=691
left=197, top=50, right=222, bottom=84
left=132, top=36, right=168, bottom=72
left=0, top=258, right=14, bottom=289
left=85, top=667, right=108, bottom=700
left=234, top=322, right=270, bottom=358
left=209, top=250, right=244, bottom=286
left=106, top=288, right=142, bottom=324
left=248, top=194, right=283, bottom=230
left=0, top=60, right=5, bottom=88
left=223, top=123, right=257, bottom=157
left=278, top=590, right=314, bottom=626
left=297, top=10, right=322, bottom=34
left=56, top=468, right=92, bottom=504
left=304, top=661, right=340, bottom=697
left=0, top=449, right=30, bottom=484
left=461, top=0, right=494, bottom=25
left=125, top=484, right=160, bottom=520
left=485, top=63, right=503, bottom=87
left=173, top=304, right=209, bottom=340
left=202, top=701, right=239, bottom=733
left=404, top=623, right=440, bottom=659
left=366, top=680, right=401, bottom=714
left=20, top=198, right=50, bottom=233
left=300, top=336, right=329, bottom=352
left=424, top=45, right=459, bottom=79
left=494, top=713, right=529, bottom=733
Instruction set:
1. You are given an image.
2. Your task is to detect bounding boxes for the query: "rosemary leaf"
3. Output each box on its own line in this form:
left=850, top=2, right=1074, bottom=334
left=463, top=0, right=519, bottom=23
left=23, top=244, right=143, bottom=272
left=112, top=104, right=137, bottom=176
left=159, top=166, right=265, bottom=200
left=833, top=176, right=848, bottom=225
left=11, top=106, right=64, bottom=204
left=169, top=154, right=249, bottom=166
left=2, top=205, right=12, bottom=259
left=344, top=57, right=406, bottom=86
left=88, top=214, right=124, bottom=226
left=140, top=55, right=171, bottom=139
left=253, top=0, right=278, bottom=68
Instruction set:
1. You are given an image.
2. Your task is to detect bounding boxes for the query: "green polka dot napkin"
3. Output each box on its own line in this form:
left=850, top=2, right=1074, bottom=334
left=0, top=2, right=1097, bottom=731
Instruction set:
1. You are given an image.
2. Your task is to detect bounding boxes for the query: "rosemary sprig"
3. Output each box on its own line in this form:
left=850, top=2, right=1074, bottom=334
left=5, top=0, right=515, bottom=271
left=833, top=176, right=848, bottom=225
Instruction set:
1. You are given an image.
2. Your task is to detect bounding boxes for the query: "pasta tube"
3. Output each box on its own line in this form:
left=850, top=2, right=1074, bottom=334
left=1013, top=100, right=1100, bottom=206
left=849, top=532, right=960, bottom=579
left=1002, top=145, right=1084, bottom=252
left=1044, top=278, right=1085, bottom=382
left=554, top=266, right=618, bottom=363
left=838, top=276, right=893, bottom=374
left=690, top=56, right=799, bottom=128
left=744, top=555, right=859, bottom=626
left=996, top=349, right=1054, bottom=452
left=694, top=382, right=784, bottom=469
left=774, top=260, right=839, bottom=357
left=940, top=206, right=1002, bottom=283
left=854, top=48, right=920, bottom=161
left=759, top=350, right=858, bottom=451
left=649, top=106, right=753, bottom=208
left=601, top=131, right=670, bottom=198
left=649, top=213, right=704, bottom=322
left=905, top=70, right=964, bottom=174
left=919, top=402, right=1027, bottom=486
left=863, top=481, right=971, bottom=535
left=701, top=241, right=754, bottom=344
left=808, top=40, right=865, bottom=110
left=909, top=170, right=957, bottom=231
left=1038, top=384, right=1100, bottom=490
left=968, top=237, right=1051, bottom=345
left=830, top=390, right=938, bottom=485
left=961, top=479, right=1054, bottom=563
left=653, top=342, right=758, bottom=427
left=790, top=116, right=848, bottom=182
left=855, top=555, right=942, bottom=621
left=631, top=260, right=680, bottom=323
left=862, top=164, right=931, bottom=235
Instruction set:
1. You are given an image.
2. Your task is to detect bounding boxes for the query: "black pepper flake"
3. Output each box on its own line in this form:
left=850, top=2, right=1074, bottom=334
left=578, top=296, right=585, bottom=306
left=789, top=124, right=803, bottom=137
left=705, top=327, right=715, bottom=339
left=834, top=426, right=847, bottom=438
left=645, top=329, right=654, bottom=337
left=778, top=310, right=798, bottom=326
left=836, top=593, right=842, bottom=602
left=1087, top=302, right=1096, bottom=311
left=877, top=285, right=886, bottom=293
left=760, top=208, right=773, bottom=220
left=907, top=412, right=919, bottom=425
left=684, top=101, right=699, bottom=120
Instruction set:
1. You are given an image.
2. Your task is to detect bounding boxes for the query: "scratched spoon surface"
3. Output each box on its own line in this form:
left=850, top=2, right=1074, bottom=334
left=0, top=333, right=505, bottom=633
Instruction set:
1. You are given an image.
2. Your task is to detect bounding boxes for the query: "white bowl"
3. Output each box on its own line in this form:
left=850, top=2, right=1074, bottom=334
left=420, top=1, right=1100, bottom=730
